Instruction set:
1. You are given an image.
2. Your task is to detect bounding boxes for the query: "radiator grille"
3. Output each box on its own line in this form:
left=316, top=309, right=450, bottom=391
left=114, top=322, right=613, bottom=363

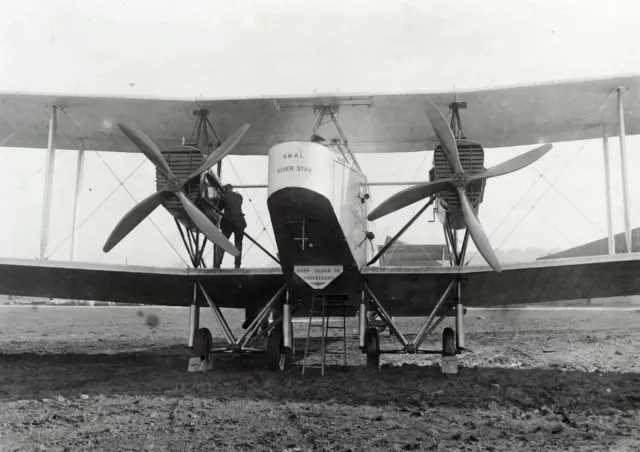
left=432, top=139, right=485, bottom=207
left=155, top=148, right=204, bottom=216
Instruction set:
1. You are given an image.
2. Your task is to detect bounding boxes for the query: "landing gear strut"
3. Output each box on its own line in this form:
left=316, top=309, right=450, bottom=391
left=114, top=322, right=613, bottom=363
left=360, top=222, right=470, bottom=372
left=267, top=324, right=293, bottom=371
left=186, top=283, right=296, bottom=372
left=267, top=291, right=294, bottom=371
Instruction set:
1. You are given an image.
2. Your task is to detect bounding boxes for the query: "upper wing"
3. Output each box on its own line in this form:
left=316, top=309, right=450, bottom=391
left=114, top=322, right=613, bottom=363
left=362, top=253, right=640, bottom=316
left=0, top=258, right=283, bottom=308
left=1, top=74, right=638, bottom=155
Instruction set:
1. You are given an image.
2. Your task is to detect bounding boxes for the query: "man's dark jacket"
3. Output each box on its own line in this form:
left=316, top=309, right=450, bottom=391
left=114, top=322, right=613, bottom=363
left=219, top=191, right=247, bottom=230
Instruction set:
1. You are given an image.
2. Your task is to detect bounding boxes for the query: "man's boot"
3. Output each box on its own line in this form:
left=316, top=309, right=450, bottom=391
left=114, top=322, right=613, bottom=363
left=213, top=247, right=222, bottom=269
left=242, top=305, right=254, bottom=329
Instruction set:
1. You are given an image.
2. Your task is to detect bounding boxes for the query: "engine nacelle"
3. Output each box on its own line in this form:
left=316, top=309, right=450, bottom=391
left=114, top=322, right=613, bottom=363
left=430, top=139, right=486, bottom=229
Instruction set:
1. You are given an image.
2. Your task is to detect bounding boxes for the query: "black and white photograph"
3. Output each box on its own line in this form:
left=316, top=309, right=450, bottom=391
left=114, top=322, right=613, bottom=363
left=1, top=1, right=640, bottom=450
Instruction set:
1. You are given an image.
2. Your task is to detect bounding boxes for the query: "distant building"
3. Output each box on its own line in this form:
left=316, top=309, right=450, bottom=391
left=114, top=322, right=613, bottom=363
left=378, top=236, right=448, bottom=266
left=537, top=227, right=640, bottom=260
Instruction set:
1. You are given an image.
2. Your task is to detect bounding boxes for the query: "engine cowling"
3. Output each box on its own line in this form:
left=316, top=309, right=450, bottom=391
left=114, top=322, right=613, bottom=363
left=430, top=139, right=486, bottom=229
left=430, top=139, right=486, bottom=211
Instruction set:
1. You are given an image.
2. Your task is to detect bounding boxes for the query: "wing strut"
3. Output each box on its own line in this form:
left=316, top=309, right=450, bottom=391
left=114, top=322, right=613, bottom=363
left=367, top=97, right=554, bottom=272
left=367, top=197, right=436, bottom=266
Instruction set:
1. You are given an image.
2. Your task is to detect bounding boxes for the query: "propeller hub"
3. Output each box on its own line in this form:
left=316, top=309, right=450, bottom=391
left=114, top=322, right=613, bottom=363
left=452, top=172, right=468, bottom=188
left=167, top=178, right=182, bottom=192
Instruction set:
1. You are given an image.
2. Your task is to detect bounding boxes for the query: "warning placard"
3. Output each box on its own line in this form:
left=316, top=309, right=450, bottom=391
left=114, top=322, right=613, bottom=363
left=294, top=265, right=343, bottom=290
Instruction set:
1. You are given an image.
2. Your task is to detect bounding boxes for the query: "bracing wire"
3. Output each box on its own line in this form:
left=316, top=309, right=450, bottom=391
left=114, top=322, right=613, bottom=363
left=464, top=89, right=615, bottom=265
left=501, top=142, right=604, bottom=248
left=0, top=107, right=26, bottom=146
left=379, top=149, right=433, bottom=264
left=240, top=221, right=273, bottom=259
left=227, top=158, right=277, bottom=252
left=492, top=126, right=602, bottom=253
left=45, top=158, right=147, bottom=258
left=0, top=128, right=21, bottom=147
left=92, top=151, right=190, bottom=267
left=50, top=108, right=190, bottom=266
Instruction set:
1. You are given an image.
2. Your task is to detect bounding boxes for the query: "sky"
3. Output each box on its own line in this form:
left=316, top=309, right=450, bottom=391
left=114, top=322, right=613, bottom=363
left=1, top=0, right=640, bottom=268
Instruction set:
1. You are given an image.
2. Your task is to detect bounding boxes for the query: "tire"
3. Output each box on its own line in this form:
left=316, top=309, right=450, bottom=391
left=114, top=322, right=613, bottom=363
left=267, top=325, right=292, bottom=371
left=365, top=327, right=380, bottom=370
left=193, top=327, right=212, bottom=360
left=442, top=327, right=456, bottom=357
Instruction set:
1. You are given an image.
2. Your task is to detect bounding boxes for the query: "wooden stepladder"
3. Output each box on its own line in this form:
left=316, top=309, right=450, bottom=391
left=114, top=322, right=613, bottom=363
left=302, top=294, right=349, bottom=376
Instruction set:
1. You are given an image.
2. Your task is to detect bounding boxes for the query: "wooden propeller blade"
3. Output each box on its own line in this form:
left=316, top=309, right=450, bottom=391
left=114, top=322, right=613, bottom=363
left=470, top=143, right=553, bottom=181
left=205, top=172, right=224, bottom=191
left=176, top=191, right=240, bottom=257
left=103, top=190, right=171, bottom=253
left=424, top=98, right=463, bottom=174
left=185, top=123, right=250, bottom=183
left=456, top=186, right=502, bottom=272
left=367, top=179, right=452, bottom=221
left=118, top=123, right=176, bottom=179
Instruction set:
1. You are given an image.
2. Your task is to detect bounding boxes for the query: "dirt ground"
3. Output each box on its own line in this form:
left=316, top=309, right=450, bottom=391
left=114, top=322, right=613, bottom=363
left=1, top=306, right=639, bottom=451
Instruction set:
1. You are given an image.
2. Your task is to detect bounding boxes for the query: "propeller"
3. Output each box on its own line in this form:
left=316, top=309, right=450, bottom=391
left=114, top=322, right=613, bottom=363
left=368, top=98, right=553, bottom=272
left=103, top=122, right=250, bottom=255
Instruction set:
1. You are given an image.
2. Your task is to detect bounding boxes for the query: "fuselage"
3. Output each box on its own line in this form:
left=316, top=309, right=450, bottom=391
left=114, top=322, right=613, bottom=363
left=265, top=139, right=487, bottom=304
left=266, top=141, right=368, bottom=303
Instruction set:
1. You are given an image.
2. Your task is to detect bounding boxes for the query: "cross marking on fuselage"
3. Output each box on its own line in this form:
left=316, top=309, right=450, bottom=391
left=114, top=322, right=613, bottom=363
left=293, top=218, right=308, bottom=250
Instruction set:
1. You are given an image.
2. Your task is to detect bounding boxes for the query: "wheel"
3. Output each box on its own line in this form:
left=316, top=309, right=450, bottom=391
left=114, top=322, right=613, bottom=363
left=267, top=325, right=292, bottom=371
left=442, top=327, right=456, bottom=357
left=193, top=327, right=213, bottom=360
left=365, top=327, right=380, bottom=370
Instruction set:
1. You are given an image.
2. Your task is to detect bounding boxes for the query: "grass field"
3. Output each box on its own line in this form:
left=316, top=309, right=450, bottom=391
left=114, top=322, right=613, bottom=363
left=1, top=306, right=639, bottom=451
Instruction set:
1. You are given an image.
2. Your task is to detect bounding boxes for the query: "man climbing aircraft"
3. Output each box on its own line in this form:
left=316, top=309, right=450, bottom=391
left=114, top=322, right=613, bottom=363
left=209, top=181, right=264, bottom=331
left=213, top=184, right=247, bottom=269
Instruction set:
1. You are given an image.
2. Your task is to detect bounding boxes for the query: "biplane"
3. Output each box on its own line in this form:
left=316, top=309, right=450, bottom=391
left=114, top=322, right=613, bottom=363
left=1, top=74, right=640, bottom=373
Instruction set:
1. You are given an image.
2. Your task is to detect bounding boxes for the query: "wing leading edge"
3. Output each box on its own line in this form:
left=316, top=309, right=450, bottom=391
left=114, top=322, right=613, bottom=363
left=363, top=253, right=640, bottom=316
left=0, top=258, right=283, bottom=308
left=2, top=253, right=639, bottom=313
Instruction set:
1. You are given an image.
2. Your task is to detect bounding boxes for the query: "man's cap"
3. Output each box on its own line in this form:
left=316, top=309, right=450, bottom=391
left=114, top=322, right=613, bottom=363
left=224, top=183, right=233, bottom=189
